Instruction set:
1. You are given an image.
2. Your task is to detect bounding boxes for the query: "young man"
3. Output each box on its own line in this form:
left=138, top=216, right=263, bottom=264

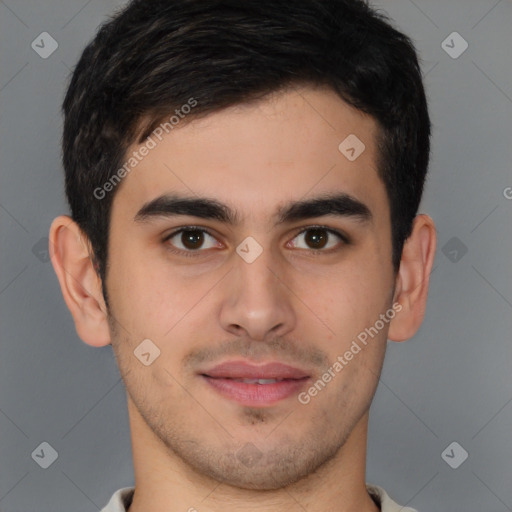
left=49, top=0, right=436, bottom=510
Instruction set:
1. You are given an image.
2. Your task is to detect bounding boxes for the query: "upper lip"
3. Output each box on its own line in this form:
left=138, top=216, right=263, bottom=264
left=200, top=360, right=310, bottom=380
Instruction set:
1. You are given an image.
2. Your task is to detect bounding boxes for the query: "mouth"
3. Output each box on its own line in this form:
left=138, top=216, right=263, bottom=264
left=199, top=360, right=311, bottom=407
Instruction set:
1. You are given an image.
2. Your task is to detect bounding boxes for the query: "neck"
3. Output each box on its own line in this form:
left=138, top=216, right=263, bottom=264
left=126, top=397, right=379, bottom=512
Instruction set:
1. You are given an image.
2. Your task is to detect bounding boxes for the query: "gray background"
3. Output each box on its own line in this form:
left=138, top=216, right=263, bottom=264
left=1, top=0, right=511, bottom=511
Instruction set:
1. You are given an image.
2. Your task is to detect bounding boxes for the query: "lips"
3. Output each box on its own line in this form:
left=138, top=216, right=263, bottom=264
left=202, top=361, right=310, bottom=380
left=200, top=360, right=310, bottom=406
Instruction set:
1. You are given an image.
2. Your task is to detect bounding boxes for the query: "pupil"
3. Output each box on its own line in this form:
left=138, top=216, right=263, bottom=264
left=182, top=230, right=203, bottom=249
left=306, top=229, right=327, bottom=249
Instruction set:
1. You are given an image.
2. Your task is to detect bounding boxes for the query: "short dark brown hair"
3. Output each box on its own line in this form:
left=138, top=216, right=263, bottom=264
left=62, top=0, right=431, bottom=304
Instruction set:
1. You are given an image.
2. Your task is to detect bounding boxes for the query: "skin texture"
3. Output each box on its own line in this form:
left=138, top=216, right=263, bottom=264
left=50, top=85, right=436, bottom=512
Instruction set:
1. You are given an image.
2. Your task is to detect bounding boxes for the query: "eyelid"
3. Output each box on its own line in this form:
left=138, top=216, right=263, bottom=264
left=292, top=225, right=349, bottom=243
left=162, top=225, right=219, bottom=242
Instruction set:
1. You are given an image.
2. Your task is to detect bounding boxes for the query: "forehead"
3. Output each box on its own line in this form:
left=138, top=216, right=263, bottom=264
left=111, top=85, right=388, bottom=225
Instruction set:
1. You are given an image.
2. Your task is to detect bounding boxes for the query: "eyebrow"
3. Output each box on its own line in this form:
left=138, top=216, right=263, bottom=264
left=133, top=192, right=373, bottom=226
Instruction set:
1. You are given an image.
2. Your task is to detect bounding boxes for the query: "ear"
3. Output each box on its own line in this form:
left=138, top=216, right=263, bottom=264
left=387, top=214, right=437, bottom=342
left=49, top=215, right=111, bottom=347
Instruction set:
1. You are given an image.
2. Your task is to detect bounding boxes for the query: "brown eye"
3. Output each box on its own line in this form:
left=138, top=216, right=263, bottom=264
left=289, top=227, right=345, bottom=251
left=181, top=230, right=205, bottom=249
left=304, top=228, right=328, bottom=249
left=166, top=228, right=221, bottom=252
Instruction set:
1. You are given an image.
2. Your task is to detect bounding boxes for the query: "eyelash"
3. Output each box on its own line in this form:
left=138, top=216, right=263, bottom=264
left=162, top=225, right=350, bottom=258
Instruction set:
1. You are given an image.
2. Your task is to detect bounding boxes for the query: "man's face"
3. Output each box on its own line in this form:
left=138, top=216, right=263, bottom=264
left=106, top=86, right=396, bottom=489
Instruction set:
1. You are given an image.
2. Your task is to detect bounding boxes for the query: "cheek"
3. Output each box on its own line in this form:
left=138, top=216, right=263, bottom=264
left=300, top=261, right=390, bottom=339
left=106, top=245, right=179, bottom=330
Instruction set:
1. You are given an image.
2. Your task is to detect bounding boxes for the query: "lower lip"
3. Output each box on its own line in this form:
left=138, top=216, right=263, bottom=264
left=202, top=376, right=309, bottom=406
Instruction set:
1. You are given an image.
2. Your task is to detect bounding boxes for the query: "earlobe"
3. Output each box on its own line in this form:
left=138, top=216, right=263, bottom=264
left=387, top=214, right=437, bottom=342
left=49, top=215, right=111, bottom=347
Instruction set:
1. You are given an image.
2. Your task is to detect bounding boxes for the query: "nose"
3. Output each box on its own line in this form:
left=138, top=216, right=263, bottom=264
left=218, top=243, right=297, bottom=342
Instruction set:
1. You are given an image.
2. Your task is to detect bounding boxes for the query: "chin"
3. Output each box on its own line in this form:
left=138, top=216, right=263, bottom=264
left=174, top=437, right=341, bottom=491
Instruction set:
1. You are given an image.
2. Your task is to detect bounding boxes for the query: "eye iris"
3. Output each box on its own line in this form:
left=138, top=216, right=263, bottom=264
left=306, top=229, right=327, bottom=249
left=182, top=230, right=204, bottom=249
